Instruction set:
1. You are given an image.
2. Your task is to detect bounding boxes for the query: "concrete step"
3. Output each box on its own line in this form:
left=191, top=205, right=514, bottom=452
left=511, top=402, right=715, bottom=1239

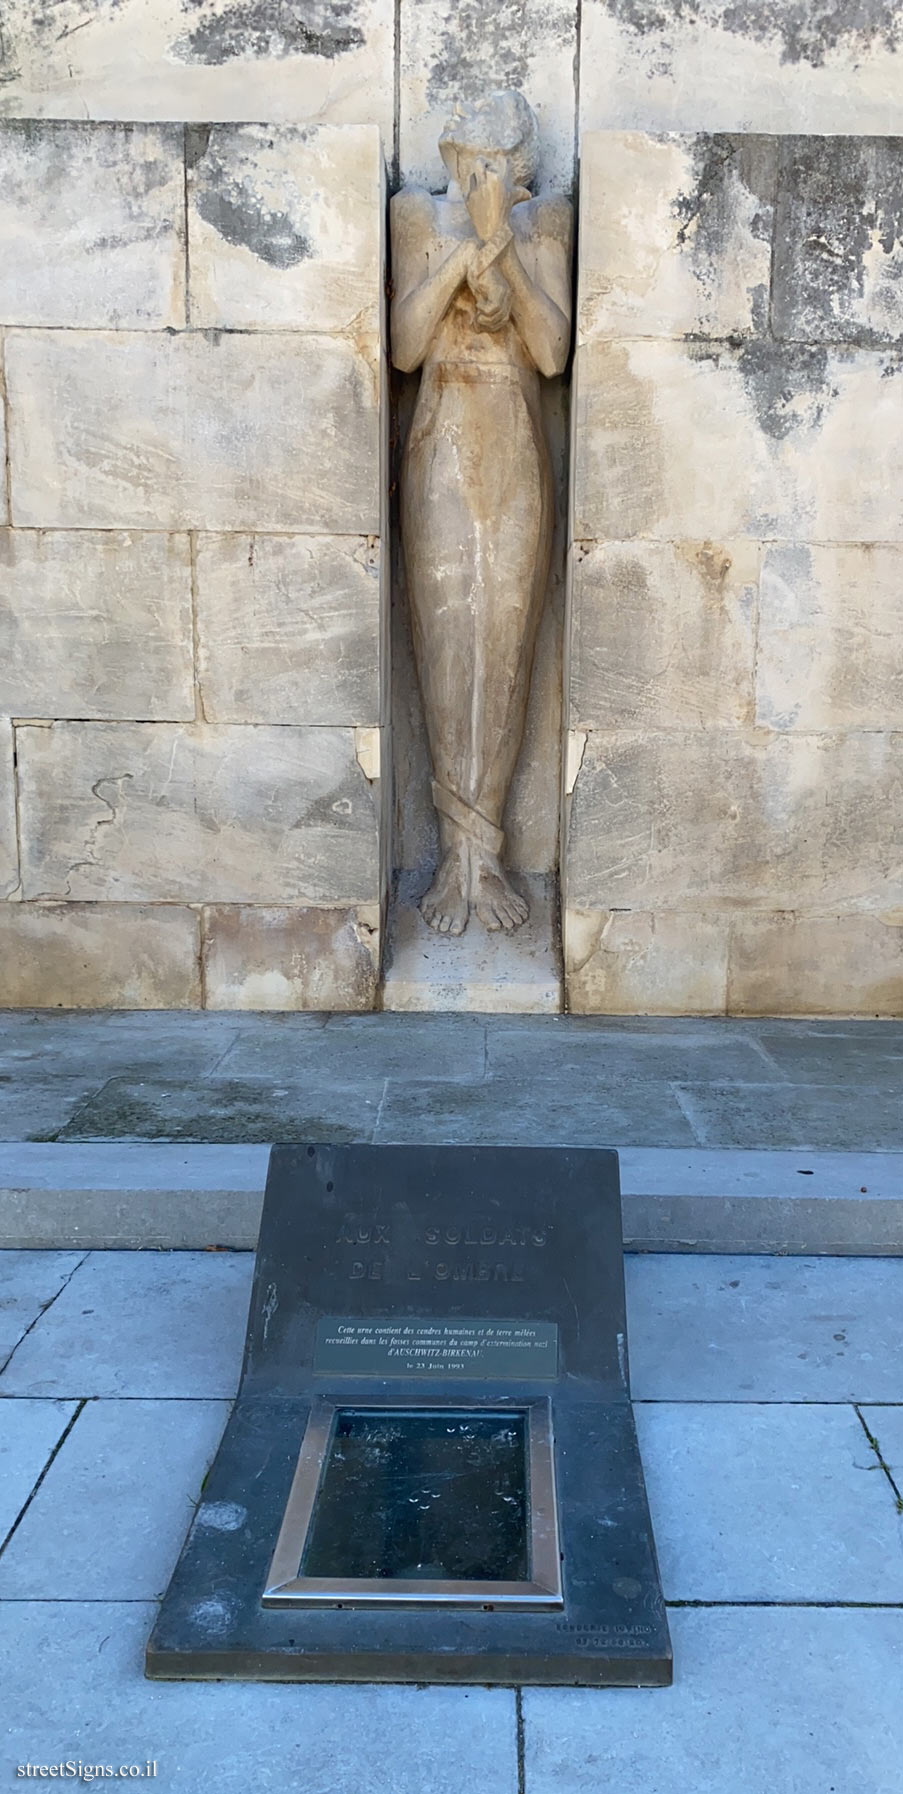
left=0, top=1143, right=899, bottom=1254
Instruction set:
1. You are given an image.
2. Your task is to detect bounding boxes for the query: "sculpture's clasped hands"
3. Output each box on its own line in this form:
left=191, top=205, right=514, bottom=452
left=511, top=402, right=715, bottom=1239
left=463, top=158, right=518, bottom=333
left=463, top=158, right=512, bottom=243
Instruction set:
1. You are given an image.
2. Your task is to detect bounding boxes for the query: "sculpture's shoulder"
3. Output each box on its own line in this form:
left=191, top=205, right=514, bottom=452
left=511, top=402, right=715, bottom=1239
left=514, top=191, right=573, bottom=250
left=390, top=185, right=438, bottom=245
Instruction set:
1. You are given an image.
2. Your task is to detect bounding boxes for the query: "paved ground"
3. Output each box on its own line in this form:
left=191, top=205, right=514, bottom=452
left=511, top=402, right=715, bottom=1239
left=0, top=1246, right=901, bottom=1791
left=2, top=1010, right=902, bottom=1147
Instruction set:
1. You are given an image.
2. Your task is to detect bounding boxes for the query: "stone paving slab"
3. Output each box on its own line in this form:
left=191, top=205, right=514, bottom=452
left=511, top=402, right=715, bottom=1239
left=0, top=1399, right=229, bottom=1600
left=0, top=1602, right=518, bottom=1792
left=216, top=1011, right=488, bottom=1082
left=754, top=1028, right=903, bottom=1091
left=0, top=1398, right=76, bottom=1542
left=58, top=1077, right=387, bottom=1144
left=522, top=1608, right=903, bottom=1794
left=0, top=1080, right=110, bottom=1143
left=861, top=1407, right=903, bottom=1490
left=485, top=1029, right=783, bottom=1084
left=0, top=1010, right=254, bottom=1078
left=674, top=1080, right=903, bottom=1150
left=0, top=1252, right=253, bottom=1399
left=627, top=1255, right=903, bottom=1402
left=375, top=1075, right=698, bottom=1147
left=635, top=1402, right=903, bottom=1601
left=0, top=1249, right=84, bottom=1363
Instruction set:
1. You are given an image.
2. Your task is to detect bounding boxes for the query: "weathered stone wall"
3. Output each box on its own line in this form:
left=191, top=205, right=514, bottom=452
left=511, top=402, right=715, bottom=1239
left=563, top=131, right=903, bottom=1016
left=2, top=1, right=898, bottom=179
left=0, top=119, right=387, bottom=1010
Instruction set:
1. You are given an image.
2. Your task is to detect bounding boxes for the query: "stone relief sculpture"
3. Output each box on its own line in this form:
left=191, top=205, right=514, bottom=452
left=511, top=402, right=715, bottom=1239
left=391, top=91, right=572, bottom=935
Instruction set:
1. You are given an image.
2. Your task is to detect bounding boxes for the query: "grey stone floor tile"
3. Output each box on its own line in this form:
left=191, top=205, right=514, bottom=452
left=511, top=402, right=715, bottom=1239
left=58, top=1076, right=386, bottom=1143
left=0, top=1251, right=85, bottom=1364
left=523, top=1608, right=903, bottom=1794
left=375, top=1076, right=698, bottom=1147
left=0, top=1602, right=518, bottom=1792
left=0, top=1251, right=253, bottom=1398
left=486, top=1028, right=780, bottom=1085
left=0, top=1398, right=228, bottom=1599
left=755, top=1029, right=903, bottom=1090
left=634, top=1402, right=903, bottom=1600
left=0, top=1081, right=111, bottom=1142
left=217, top=1011, right=488, bottom=1081
left=675, top=1081, right=903, bottom=1149
left=0, top=1399, right=77, bottom=1541
left=861, top=1407, right=903, bottom=1488
left=626, top=1254, right=903, bottom=1401
left=0, top=1248, right=85, bottom=1356
left=0, top=1012, right=248, bottom=1083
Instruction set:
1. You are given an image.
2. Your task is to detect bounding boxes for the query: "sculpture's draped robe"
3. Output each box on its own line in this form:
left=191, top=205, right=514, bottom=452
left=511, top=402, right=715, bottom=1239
left=401, top=207, right=555, bottom=848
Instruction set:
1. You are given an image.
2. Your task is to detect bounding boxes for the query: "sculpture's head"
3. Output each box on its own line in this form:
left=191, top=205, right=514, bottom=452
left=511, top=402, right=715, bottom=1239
left=439, top=90, right=539, bottom=198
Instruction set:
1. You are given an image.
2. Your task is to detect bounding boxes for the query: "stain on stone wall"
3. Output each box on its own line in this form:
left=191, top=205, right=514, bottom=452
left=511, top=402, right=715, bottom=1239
left=426, top=0, right=574, bottom=105
left=773, top=137, right=903, bottom=346
left=605, top=0, right=903, bottom=68
left=194, top=152, right=312, bottom=267
left=175, top=0, right=365, bottom=64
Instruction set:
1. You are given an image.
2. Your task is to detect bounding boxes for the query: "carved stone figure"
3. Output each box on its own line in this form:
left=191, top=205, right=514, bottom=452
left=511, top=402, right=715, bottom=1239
left=391, top=91, right=572, bottom=935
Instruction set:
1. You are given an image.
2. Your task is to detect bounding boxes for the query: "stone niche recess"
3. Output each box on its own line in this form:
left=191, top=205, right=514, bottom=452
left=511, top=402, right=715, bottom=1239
left=0, top=119, right=389, bottom=1011
left=564, top=131, right=903, bottom=1017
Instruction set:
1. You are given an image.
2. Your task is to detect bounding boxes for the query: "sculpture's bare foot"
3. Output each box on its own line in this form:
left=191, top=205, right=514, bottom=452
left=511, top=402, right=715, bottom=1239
left=471, top=851, right=529, bottom=932
left=421, top=841, right=470, bottom=935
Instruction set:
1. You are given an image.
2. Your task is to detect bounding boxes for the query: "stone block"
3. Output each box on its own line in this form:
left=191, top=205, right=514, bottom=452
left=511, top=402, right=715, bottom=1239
left=0, top=122, right=184, bottom=328
left=756, top=543, right=903, bottom=733
left=727, top=914, right=903, bottom=1018
left=773, top=137, right=903, bottom=346
left=565, top=729, right=903, bottom=913
left=0, top=1605, right=517, bottom=1794
left=0, top=1249, right=254, bottom=1397
left=627, top=1252, right=903, bottom=1402
left=0, top=0, right=394, bottom=142
left=0, top=716, right=17, bottom=898
left=0, top=904, right=201, bottom=1009
left=188, top=123, right=383, bottom=333
left=0, top=1253, right=85, bottom=1362
left=17, top=723, right=380, bottom=905
left=6, top=330, right=380, bottom=532
left=0, top=1398, right=228, bottom=1599
left=676, top=1078, right=901, bottom=1152
left=196, top=534, right=380, bottom=725
left=579, top=0, right=903, bottom=137
left=399, top=0, right=576, bottom=192
left=0, top=1400, right=77, bottom=1540
left=636, top=1402, right=903, bottom=1600
left=572, top=337, right=903, bottom=543
left=568, top=539, right=758, bottom=729
left=578, top=132, right=774, bottom=341
left=0, top=530, right=194, bottom=722
left=564, top=909, right=728, bottom=1015
left=203, top=905, right=380, bottom=1011
left=528, top=1610, right=903, bottom=1794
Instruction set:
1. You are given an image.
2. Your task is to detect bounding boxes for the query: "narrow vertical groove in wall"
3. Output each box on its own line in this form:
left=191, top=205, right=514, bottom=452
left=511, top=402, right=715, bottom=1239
left=0, top=330, right=12, bottom=522
left=9, top=723, right=24, bottom=903
left=188, top=531, right=205, bottom=722
left=572, top=0, right=583, bottom=188
left=392, top=0, right=402, bottom=191
left=197, top=905, right=208, bottom=1011
left=182, top=125, right=192, bottom=328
